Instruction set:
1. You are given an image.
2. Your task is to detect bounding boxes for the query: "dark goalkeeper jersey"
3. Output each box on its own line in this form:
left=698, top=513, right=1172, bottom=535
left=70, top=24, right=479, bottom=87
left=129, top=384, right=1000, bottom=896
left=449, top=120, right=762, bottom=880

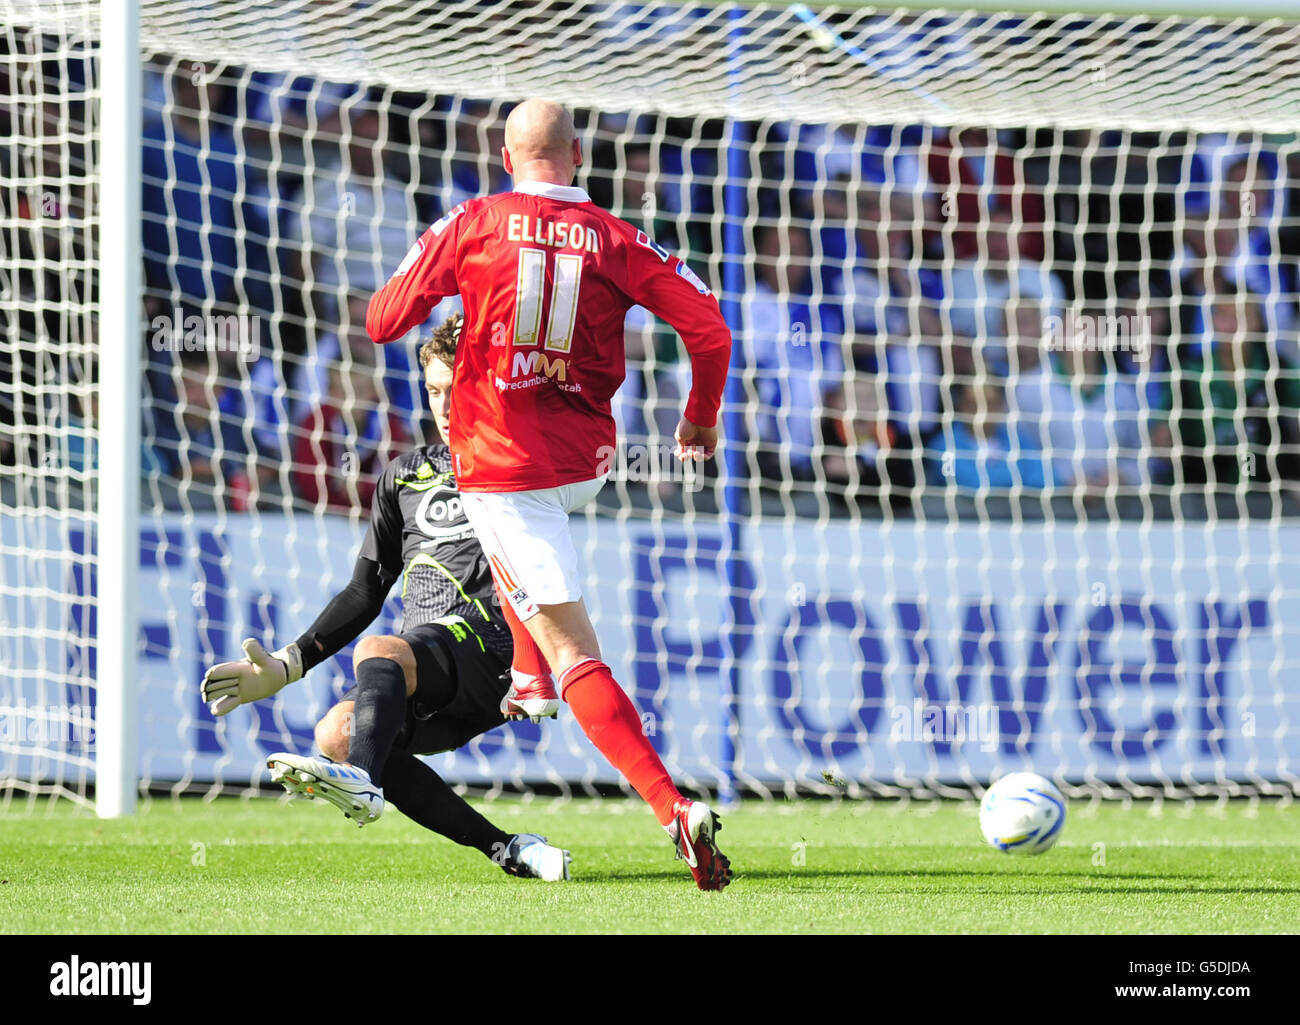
left=359, top=443, right=510, bottom=657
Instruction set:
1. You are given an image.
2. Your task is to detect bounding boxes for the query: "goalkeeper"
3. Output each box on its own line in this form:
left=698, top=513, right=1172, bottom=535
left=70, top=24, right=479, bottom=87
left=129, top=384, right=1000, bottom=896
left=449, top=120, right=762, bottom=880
left=200, top=314, right=570, bottom=881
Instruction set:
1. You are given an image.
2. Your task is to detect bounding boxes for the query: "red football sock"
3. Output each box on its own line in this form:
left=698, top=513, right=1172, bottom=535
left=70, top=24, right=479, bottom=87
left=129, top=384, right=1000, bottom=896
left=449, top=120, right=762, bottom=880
left=560, top=658, right=682, bottom=826
left=494, top=582, right=551, bottom=681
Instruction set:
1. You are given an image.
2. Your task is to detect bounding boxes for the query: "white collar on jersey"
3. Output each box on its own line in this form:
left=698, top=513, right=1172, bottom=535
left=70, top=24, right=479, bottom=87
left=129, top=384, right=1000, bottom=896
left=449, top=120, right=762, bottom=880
left=513, top=179, right=591, bottom=203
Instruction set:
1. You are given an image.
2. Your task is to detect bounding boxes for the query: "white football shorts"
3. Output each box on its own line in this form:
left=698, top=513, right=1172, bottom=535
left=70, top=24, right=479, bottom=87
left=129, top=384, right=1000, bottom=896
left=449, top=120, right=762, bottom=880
left=460, top=475, right=608, bottom=620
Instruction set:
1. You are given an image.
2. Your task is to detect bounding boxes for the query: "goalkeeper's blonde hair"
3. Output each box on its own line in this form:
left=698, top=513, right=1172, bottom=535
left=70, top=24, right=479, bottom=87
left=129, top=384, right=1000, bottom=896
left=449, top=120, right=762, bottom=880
left=418, top=313, right=463, bottom=371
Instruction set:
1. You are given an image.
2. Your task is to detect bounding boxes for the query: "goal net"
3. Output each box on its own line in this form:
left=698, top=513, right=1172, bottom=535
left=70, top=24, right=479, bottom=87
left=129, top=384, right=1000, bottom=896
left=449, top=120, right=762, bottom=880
left=3, top=0, right=1300, bottom=809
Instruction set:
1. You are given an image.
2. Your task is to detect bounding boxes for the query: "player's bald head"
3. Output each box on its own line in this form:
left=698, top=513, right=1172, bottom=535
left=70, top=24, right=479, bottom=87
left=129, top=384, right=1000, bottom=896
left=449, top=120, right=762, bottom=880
left=502, top=99, right=581, bottom=184
left=505, top=99, right=574, bottom=159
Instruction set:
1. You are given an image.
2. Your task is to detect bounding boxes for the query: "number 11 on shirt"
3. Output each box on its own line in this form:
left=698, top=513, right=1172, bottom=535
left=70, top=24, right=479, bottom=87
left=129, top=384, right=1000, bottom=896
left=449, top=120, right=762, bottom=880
left=513, top=248, right=583, bottom=353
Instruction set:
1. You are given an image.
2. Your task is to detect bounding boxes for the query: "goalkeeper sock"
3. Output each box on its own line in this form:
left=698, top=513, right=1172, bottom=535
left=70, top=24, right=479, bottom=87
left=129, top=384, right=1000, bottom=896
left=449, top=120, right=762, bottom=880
left=347, top=657, right=408, bottom=787
left=494, top=581, right=553, bottom=684
left=560, top=658, right=682, bottom=826
left=381, top=749, right=511, bottom=860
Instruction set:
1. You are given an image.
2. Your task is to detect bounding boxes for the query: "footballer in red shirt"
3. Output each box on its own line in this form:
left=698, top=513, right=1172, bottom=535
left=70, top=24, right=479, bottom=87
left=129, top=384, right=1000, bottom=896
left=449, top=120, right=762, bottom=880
left=367, top=157, right=730, bottom=492
left=368, top=99, right=733, bottom=889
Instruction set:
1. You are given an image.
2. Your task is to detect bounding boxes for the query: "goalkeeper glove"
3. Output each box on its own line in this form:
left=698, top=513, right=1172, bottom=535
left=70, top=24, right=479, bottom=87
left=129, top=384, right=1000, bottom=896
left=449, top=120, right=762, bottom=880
left=201, top=638, right=304, bottom=716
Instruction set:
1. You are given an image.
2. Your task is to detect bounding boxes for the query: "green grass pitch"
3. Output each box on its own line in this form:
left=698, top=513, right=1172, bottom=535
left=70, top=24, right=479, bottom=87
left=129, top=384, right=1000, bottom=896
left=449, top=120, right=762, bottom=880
left=2, top=796, right=1297, bottom=933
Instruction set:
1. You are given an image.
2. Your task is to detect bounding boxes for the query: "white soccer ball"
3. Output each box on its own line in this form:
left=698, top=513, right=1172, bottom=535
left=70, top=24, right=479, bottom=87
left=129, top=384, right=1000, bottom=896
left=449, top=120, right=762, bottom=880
left=979, top=772, right=1066, bottom=855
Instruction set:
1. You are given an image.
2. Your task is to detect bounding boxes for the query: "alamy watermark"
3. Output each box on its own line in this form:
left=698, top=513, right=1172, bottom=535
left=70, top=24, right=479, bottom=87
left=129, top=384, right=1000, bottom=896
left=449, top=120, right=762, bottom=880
left=889, top=698, right=999, bottom=753
left=596, top=442, right=704, bottom=493
left=1044, top=312, right=1151, bottom=361
left=0, top=700, right=95, bottom=745
left=50, top=956, right=150, bottom=1005
left=149, top=305, right=261, bottom=361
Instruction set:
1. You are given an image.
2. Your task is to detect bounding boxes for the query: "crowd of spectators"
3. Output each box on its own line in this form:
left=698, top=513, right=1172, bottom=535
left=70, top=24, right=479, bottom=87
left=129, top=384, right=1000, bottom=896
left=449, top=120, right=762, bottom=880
left=3, top=33, right=1299, bottom=519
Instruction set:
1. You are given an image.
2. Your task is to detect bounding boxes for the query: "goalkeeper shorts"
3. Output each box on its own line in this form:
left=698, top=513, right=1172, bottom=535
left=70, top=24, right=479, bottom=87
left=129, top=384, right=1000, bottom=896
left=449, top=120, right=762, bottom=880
left=391, top=618, right=510, bottom=754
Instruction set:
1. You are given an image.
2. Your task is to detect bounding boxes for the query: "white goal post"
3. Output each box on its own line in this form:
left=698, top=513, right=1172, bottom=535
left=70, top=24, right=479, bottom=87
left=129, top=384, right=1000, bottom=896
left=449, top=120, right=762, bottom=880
left=95, top=0, right=142, bottom=818
left=3, top=0, right=1300, bottom=814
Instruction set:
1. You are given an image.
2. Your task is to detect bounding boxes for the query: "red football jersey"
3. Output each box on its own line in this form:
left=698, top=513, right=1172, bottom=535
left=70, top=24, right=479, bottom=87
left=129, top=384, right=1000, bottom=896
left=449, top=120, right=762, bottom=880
left=367, top=180, right=733, bottom=492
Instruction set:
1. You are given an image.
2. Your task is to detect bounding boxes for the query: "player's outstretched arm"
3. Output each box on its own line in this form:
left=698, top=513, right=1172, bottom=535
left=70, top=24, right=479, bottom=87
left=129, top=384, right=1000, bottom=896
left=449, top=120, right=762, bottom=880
left=201, top=555, right=398, bottom=717
left=367, top=206, right=467, bottom=344
left=202, top=638, right=304, bottom=717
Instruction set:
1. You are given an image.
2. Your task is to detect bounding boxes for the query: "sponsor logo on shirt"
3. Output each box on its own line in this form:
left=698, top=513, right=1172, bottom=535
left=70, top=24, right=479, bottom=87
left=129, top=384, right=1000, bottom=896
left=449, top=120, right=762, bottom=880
left=635, top=230, right=670, bottom=262
left=676, top=261, right=711, bottom=295
left=393, top=237, right=424, bottom=276
left=415, top=486, right=471, bottom=544
left=492, top=353, right=584, bottom=394
left=511, top=349, right=568, bottom=382
left=431, top=204, right=465, bottom=236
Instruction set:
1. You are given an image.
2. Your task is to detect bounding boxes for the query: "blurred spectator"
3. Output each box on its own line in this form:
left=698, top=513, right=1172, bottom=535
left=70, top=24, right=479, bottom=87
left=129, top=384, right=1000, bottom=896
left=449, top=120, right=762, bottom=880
left=1184, top=136, right=1278, bottom=220
left=1, top=81, right=93, bottom=466
left=747, top=224, right=846, bottom=480
left=925, top=126, right=1045, bottom=262
left=244, top=73, right=360, bottom=154
left=877, top=338, right=943, bottom=492
left=784, top=123, right=925, bottom=208
left=832, top=186, right=945, bottom=348
left=615, top=140, right=712, bottom=263
left=942, top=207, right=1064, bottom=370
left=823, top=376, right=890, bottom=491
left=1009, top=302, right=1168, bottom=498
left=285, top=105, right=419, bottom=327
left=823, top=184, right=944, bottom=491
left=927, top=376, right=1057, bottom=492
left=62, top=388, right=98, bottom=477
left=1116, top=288, right=1178, bottom=481
left=1216, top=152, right=1296, bottom=352
left=1175, top=195, right=1292, bottom=365
left=1278, top=144, right=1300, bottom=264
left=405, top=98, right=513, bottom=221
left=145, top=346, right=252, bottom=509
left=286, top=292, right=420, bottom=431
left=1173, top=144, right=1293, bottom=351
left=445, top=97, right=512, bottom=205
left=610, top=142, right=710, bottom=446
left=616, top=304, right=690, bottom=447
left=141, top=63, right=271, bottom=313
left=291, top=340, right=409, bottom=512
left=1171, top=219, right=1224, bottom=342
left=1173, top=291, right=1300, bottom=488
left=1026, top=129, right=1181, bottom=302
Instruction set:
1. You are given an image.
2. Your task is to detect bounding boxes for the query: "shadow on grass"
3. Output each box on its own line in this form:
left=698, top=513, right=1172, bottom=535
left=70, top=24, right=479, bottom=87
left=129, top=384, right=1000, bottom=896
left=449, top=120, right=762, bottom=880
left=585, top=866, right=1300, bottom=896
left=708, top=867, right=1225, bottom=881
